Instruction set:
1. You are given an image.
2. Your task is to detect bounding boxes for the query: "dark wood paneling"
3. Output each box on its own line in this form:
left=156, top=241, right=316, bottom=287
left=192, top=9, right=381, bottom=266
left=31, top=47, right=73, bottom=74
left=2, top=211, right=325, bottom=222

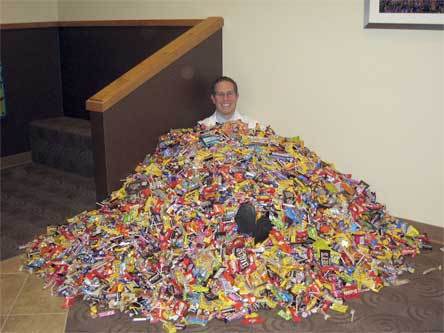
left=92, top=30, right=222, bottom=200
left=59, top=26, right=190, bottom=119
left=0, top=23, right=215, bottom=159
left=86, top=17, right=223, bottom=112
left=0, top=28, right=64, bottom=157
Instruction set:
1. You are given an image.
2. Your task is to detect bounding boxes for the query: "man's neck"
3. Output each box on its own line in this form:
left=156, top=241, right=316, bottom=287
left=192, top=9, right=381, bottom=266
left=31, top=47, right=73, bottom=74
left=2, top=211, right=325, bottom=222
left=215, top=110, right=238, bottom=123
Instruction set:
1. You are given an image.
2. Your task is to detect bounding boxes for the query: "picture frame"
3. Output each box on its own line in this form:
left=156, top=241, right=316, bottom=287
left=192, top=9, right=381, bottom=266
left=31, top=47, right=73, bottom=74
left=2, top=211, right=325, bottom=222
left=364, top=0, right=444, bottom=30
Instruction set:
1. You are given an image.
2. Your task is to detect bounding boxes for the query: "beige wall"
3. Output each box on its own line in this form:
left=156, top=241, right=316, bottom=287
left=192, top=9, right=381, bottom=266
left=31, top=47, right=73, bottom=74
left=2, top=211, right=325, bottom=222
left=5, top=0, right=444, bottom=227
left=0, top=0, right=59, bottom=23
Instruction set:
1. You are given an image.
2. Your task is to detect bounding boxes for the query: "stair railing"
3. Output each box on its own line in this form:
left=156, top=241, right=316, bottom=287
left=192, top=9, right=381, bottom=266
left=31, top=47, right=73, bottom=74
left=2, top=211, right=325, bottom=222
left=85, top=17, right=223, bottom=201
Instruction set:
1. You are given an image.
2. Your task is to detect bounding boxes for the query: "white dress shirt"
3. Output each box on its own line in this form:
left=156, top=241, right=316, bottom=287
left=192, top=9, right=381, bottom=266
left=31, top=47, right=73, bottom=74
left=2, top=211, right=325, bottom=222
left=198, top=110, right=259, bottom=129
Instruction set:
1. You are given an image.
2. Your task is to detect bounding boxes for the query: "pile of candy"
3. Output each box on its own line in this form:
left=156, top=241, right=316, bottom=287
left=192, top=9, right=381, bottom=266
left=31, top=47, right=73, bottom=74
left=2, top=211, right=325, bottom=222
left=22, top=121, right=430, bottom=332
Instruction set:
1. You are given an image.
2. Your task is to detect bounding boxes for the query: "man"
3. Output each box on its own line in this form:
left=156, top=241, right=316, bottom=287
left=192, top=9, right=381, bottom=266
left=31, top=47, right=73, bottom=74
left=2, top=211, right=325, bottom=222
left=200, top=76, right=272, bottom=243
left=199, top=76, right=259, bottom=129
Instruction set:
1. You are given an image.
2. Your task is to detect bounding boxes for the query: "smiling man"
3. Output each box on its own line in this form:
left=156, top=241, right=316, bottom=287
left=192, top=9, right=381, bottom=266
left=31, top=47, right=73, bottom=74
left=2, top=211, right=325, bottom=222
left=199, top=76, right=259, bottom=129
left=198, top=76, right=272, bottom=243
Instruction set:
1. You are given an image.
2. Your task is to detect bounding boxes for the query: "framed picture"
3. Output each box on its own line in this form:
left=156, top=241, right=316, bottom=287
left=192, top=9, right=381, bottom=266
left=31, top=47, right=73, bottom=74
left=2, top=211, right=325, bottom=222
left=364, top=0, right=444, bottom=30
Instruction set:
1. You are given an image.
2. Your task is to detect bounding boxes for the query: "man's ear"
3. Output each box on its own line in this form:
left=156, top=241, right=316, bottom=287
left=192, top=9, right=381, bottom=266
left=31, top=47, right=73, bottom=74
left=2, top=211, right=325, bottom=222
left=210, top=95, right=216, bottom=105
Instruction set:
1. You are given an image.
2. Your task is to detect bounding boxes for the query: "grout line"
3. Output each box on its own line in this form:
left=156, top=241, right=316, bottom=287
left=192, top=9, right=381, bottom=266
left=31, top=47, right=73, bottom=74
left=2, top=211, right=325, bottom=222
left=6, top=312, right=68, bottom=316
left=0, top=274, right=29, bottom=332
left=63, top=307, right=69, bottom=333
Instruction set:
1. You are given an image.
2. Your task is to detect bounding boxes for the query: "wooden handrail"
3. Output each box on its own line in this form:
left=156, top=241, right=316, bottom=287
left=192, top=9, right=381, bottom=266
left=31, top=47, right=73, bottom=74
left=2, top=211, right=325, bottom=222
left=86, top=16, right=223, bottom=113
left=0, top=19, right=200, bottom=30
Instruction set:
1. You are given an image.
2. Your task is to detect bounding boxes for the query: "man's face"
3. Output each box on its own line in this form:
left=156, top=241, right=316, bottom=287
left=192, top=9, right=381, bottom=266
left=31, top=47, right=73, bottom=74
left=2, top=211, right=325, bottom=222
left=211, top=81, right=239, bottom=116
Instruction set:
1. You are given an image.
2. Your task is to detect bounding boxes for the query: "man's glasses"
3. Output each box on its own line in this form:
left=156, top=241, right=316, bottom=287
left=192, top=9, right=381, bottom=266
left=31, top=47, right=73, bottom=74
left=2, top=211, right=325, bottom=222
left=214, top=91, right=236, bottom=98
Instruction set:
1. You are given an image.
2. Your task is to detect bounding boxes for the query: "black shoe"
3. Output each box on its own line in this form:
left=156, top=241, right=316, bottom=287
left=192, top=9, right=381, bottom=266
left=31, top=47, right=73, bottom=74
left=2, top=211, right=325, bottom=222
left=235, top=203, right=256, bottom=236
left=254, top=212, right=273, bottom=243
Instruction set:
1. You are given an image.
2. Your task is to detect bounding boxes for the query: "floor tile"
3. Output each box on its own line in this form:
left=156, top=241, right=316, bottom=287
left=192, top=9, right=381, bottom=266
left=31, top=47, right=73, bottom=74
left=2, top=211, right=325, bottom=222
left=1, top=315, right=7, bottom=329
left=1, top=313, right=67, bottom=333
left=9, top=274, right=67, bottom=315
left=0, top=274, right=27, bottom=315
left=0, top=256, right=25, bottom=275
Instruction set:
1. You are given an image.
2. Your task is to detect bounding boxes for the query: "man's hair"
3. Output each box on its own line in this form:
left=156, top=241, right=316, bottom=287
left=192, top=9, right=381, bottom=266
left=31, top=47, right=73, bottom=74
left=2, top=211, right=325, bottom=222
left=211, top=76, right=238, bottom=96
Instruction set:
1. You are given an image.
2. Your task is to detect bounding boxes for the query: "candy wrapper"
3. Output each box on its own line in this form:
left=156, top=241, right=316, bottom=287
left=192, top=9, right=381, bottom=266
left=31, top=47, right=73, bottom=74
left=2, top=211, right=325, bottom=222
left=22, top=120, right=430, bottom=331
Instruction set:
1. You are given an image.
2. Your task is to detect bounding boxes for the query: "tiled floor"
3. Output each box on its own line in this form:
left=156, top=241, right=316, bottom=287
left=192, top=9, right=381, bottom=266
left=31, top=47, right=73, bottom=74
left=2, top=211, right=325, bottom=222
left=0, top=255, right=67, bottom=333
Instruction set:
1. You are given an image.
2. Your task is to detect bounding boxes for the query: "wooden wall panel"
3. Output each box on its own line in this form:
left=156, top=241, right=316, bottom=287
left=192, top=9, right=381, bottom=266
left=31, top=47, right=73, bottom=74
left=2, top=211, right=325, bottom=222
left=59, top=26, right=190, bottom=119
left=92, top=30, right=223, bottom=200
left=0, top=24, right=192, bottom=157
left=0, top=28, right=63, bottom=157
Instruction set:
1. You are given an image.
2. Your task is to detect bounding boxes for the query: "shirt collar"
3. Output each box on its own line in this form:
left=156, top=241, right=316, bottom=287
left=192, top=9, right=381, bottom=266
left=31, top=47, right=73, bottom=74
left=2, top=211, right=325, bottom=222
left=215, top=110, right=240, bottom=123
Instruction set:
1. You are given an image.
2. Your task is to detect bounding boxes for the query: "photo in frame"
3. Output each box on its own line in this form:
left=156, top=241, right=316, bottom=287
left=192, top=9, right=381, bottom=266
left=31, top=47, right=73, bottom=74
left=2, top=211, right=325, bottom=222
left=364, top=0, right=444, bottom=30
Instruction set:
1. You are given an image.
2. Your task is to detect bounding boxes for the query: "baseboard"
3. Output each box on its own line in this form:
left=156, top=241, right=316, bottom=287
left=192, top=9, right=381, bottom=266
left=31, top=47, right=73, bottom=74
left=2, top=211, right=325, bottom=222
left=0, top=151, right=32, bottom=170
left=401, top=217, right=444, bottom=245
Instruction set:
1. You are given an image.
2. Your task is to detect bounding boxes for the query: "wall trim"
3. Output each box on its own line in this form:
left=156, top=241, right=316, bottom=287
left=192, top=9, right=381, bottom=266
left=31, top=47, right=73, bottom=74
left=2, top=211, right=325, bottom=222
left=0, top=22, right=59, bottom=30
left=0, top=19, right=201, bottom=30
left=1, top=151, right=31, bottom=170
left=59, top=19, right=201, bottom=27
